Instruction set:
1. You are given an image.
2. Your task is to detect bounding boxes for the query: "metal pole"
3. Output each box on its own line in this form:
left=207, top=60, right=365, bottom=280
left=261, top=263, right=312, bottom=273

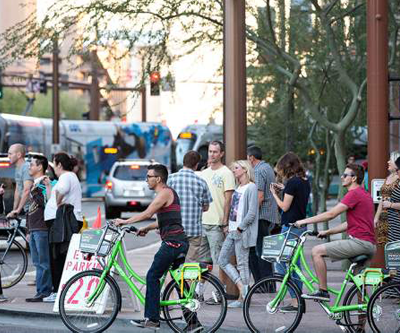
left=367, top=0, right=389, bottom=268
left=141, top=86, right=147, bottom=122
left=52, top=39, right=60, bottom=145
left=90, top=51, right=100, bottom=120
left=223, top=0, right=247, bottom=166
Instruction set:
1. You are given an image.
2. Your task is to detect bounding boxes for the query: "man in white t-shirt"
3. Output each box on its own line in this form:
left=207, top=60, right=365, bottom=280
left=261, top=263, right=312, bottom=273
left=199, top=141, right=235, bottom=303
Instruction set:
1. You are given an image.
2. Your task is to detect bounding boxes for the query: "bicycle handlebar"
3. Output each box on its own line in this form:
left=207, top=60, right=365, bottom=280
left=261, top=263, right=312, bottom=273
left=288, top=225, right=325, bottom=239
left=6, top=216, right=22, bottom=223
left=105, top=219, right=138, bottom=235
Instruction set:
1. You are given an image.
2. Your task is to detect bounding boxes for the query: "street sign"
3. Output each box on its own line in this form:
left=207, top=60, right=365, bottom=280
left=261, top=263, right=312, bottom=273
left=371, top=178, right=385, bottom=204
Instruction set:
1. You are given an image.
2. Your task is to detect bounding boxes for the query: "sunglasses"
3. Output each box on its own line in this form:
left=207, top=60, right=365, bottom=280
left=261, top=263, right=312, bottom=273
left=146, top=175, right=158, bottom=179
left=341, top=173, right=355, bottom=178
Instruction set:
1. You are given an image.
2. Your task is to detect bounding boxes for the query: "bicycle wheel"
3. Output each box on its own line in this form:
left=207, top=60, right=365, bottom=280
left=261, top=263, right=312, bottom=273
left=367, top=282, right=400, bottom=333
left=343, top=283, right=376, bottom=332
left=162, top=272, right=227, bottom=333
left=243, top=276, right=303, bottom=333
left=0, top=236, right=28, bottom=288
left=59, top=270, right=121, bottom=333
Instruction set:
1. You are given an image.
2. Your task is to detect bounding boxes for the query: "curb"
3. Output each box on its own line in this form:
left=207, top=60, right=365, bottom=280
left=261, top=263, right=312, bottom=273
left=0, top=307, right=248, bottom=333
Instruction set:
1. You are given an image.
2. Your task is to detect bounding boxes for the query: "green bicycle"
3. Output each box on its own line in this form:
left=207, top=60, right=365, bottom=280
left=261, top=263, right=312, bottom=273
left=243, top=226, right=393, bottom=333
left=59, top=220, right=227, bottom=333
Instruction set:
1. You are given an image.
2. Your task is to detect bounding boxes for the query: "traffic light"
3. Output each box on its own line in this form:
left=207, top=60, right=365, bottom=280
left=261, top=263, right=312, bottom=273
left=150, top=71, right=160, bottom=96
left=39, top=80, right=47, bottom=94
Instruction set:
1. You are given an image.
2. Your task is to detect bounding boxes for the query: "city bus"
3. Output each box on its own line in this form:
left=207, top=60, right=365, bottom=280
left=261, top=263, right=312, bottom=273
left=175, top=124, right=256, bottom=170
left=0, top=114, right=173, bottom=197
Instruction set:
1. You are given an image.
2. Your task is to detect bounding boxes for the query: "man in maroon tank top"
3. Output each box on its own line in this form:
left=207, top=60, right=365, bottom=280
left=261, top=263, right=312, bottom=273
left=116, top=164, right=189, bottom=330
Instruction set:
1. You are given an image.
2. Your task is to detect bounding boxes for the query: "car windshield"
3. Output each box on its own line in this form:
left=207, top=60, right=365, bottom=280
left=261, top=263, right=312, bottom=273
left=113, top=165, right=148, bottom=181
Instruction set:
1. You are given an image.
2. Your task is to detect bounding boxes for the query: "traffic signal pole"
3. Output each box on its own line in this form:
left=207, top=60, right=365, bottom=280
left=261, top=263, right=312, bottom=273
left=89, top=51, right=100, bottom=120
left=52, top=39, right=60, bottom=145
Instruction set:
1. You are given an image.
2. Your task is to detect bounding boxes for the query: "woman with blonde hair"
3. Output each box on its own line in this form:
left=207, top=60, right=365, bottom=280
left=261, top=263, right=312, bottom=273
left=373, top=151, right=400, bottom=267
left=218, top=160, right=259, bottom=308
left=269, top=152, right=311, bottom=312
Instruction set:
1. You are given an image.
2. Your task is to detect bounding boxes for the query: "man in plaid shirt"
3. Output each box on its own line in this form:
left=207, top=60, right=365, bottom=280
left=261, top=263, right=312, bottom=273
left=167, top=151, right=212, bottom=262
left=247, top=146, right=280, bottom=291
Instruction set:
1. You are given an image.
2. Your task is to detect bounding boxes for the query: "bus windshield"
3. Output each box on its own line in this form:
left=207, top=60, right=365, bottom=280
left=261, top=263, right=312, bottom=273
left=176, top=138, right=195, bottom=168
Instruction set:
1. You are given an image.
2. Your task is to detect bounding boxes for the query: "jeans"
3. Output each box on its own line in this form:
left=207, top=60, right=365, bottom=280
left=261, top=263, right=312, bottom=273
left=29, top=230, right=52, bottom=296
left=249, top=220, right=275, bottom=283
left=275, top=225, right=306, bottom=298
left=219, top=231, right=250, bottom=286
left=145, top=241, right=188, bottom=321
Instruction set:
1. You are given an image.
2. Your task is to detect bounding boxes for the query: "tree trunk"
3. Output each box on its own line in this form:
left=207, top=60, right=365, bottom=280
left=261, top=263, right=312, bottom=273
left=285, top=86, right=295, bottom=151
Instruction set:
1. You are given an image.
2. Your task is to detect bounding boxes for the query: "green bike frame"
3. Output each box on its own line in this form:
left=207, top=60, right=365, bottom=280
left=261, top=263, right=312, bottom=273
left=85, top=238, right=207, bottom=308
left=271, top=235, right=390, bottom=318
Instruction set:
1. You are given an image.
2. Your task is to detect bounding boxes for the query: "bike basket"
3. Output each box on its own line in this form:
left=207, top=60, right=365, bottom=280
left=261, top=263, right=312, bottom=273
left=385, top=240, right=400, bottom=269
left=79, top=228, right=115, bottom=257
left=261, top=232, right=298, bottom=263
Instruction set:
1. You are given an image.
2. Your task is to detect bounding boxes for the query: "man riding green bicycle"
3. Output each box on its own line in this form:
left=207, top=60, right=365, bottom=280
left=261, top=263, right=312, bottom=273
left=115, top=164, right=190, bottom=330
left=295, top=163, right=376, bottom=304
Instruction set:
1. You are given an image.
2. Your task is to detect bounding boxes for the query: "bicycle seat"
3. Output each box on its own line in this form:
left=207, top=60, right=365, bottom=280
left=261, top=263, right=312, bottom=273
left=171, top=253, right=186, bottom=270
left=348, top=254, right=370, bottom=265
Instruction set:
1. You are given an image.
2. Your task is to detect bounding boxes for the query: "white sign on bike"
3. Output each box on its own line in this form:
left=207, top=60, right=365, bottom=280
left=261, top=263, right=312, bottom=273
left=53, top=234, right=110, bottom=314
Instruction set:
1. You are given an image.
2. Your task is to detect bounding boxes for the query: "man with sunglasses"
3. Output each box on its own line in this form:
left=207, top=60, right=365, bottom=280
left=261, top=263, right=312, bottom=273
left=115, top=164, right=190, bottom=330
left=294, top=163, right=375, bottom=304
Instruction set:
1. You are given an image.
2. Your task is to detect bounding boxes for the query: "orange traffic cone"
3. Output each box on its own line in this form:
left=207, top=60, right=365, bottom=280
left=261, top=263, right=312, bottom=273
left=92, top=207, right=102, bottom=229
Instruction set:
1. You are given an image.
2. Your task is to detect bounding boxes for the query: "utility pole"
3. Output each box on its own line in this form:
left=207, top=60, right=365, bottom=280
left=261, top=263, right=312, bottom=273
left=89, top=50, right=100, bottom=120
left=223, top=0, right=247, bottom=166
left=222, top=0, right=246, bottom=297
left=52, top=39, right=60, bottom=146
left=367, top=0, right=389, bottom=268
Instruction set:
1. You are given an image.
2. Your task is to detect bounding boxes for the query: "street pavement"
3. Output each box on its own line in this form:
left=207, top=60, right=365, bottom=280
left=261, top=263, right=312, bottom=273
left=0, top=199, right=383, bottom=332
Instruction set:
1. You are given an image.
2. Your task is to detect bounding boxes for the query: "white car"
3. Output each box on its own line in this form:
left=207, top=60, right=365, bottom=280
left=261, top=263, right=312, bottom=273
left=104, top=159, right=158, bottom=219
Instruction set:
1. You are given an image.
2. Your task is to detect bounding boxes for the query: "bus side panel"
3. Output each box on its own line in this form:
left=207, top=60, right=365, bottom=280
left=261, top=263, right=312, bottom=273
left=119, top=123, right=172, bottom=168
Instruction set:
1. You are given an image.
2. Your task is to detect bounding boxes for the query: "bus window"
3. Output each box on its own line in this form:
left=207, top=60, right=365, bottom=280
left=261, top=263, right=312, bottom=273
left=176, top=132, right=196, bottom=169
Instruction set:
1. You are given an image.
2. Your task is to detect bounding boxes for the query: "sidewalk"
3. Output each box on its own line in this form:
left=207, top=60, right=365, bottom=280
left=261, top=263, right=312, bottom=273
left=0, top=199, right=374, bottom=332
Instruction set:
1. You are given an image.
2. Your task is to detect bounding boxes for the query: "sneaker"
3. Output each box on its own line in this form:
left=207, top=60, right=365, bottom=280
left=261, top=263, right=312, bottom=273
left=227, top=300, right=243, bottom=308
left=42, top=292, right=57, bottom=303
left=184, top=322, right=204, bottom=333
left=26, top=294, right=47, bottom=302
left=130, top=318, right=160, bottom=330
left=279, top=304, right=299, bottom=313
left=0, top=295, right=8, bottom=303
left=302, top=290, right=330, bottom=302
